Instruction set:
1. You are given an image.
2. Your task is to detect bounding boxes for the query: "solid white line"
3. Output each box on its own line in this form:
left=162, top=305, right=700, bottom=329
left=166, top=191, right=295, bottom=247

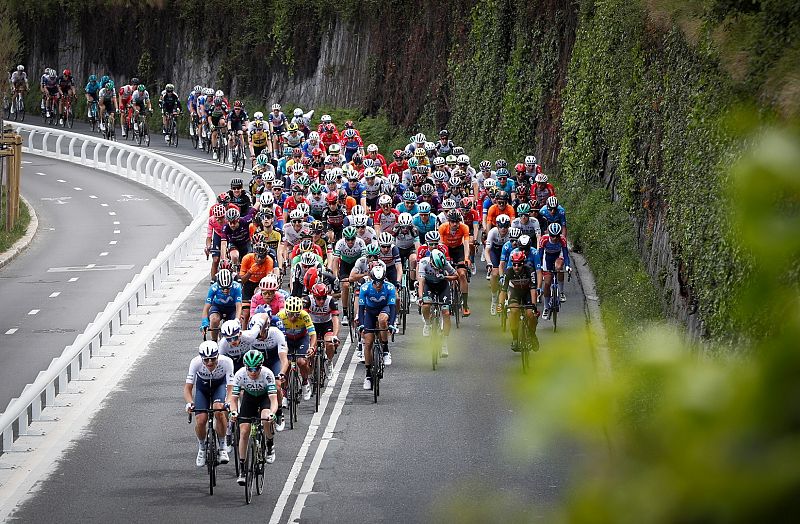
left=5, top=328, right=18, bottom=335
left=99, top=252, right=109, bottom=257
left=109, top=240, right=117, bottom=245
left=86, top=264, right=95, bottom=268
left=68, top=277, right=79, bottom=282
left=288, top=348, right=360, bottom=523
left=89, top=195, right=98, bottom=199
left=268, top=336, right=355, bottom=524
left=28, top=309, right=39, bottom=315
left=49, top=292, right=60, bottom=298
left=73, top=187, right=82, bottom=191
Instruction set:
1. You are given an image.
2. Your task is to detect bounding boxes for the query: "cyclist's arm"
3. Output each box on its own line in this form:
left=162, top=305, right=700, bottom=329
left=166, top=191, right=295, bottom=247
left=183, top=383, right=194, bottom=406
left=279, top=344, right=290, bottom=376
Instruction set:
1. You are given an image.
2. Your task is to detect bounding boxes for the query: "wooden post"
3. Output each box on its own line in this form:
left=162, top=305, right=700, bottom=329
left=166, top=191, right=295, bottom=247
left=1, top=132, right=22, bottom=231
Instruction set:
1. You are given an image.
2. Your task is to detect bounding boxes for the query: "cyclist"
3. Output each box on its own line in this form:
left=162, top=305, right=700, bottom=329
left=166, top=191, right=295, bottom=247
left=186, top=85, right=202, bottom=137
left=97, top=81, right=118, bottom=134
left=412, top=202, right=437, bottom=243
left=250, top=274, right=287, bottom=315
left=484, top=214, right=511, bottom=315
left=511, top=203, right=542, bottom=243
left=438, top=209, right=473, bottom=316
left=227, top=100, right=249, bottom=162
left=374, top=194, right=400, bottom=233
left=396, top=191, right=419, bottom=216
left=532, top=173, right=556, bottom=209
left=539, top=196, right=568, bottom=239
left=485, top=190, right=516, bottom=230
left=320, top=123, right=341, bottom=153
left=435, top=129, right=455, bottom=157
left=250, top=119, right=270, bottom=162
left=81, top=73, right=101, bottom=121
left=9, top=65, right=28, bottom=111
left=277, top=296, right=317, bottom=402
left=268, top=103, right=288, bottom=154
left=57, top=69, right=75, bottom=124
left=502, top=250, right=541, bottom=352
left=228, top=177, right=253, bottom=216
left=390, top=213, right=419, bottom=286
left=404, top=132, right=426, bottom=155
left=159, top=83, right=181, bottom=142
left=207, top=91, right=229, bottom=160
left=340, top=128, right=364, bottom=162
left=184, top=341, right=234, bottom=466
left=332, top=226, right=367, bottom=326
left=220, top=207, right=252, bottom=267
left=201, top=269, right=243, bottom=341
left=40, top=68, right=59, bottom=116
left=538, top=223, right=571, bottom=320
left=322, top=191, right=347, bottom=241
left=417, top=249, right=458, bottom=357
left=118, top=78, right=137, bottom=137
left=495, top=168, right=516, bottom=199
left=359, top=265, right=398, bottom=390
left=230, top=349, right=279, bottom=485
left=239, top=242, right=277, bottom=327
left=131, top=84, right=153, bottom=133
left=304, top=282, right=340, bottom=376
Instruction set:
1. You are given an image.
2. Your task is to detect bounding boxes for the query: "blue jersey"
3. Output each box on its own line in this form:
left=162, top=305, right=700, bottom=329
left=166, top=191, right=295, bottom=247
left=206, top=282, right=243, bottom=306
left=497, top=179, right=516, bottom=194
left=358, top=281, right=397, bottom=325
left=500, top=240, right=517, bottom=265
left=539, top=205, right=567, bottom=227
left=187, top=92, right=199, bottom=111
left=85, top=81, right=101, bottom=96
left=537, top=235, right=571, bottom=268
left=396, top=202, right=419, bottom=216
left=346, top=183, right=365, bottom=200
left=412, top=215, right=437, bottom=242
left=509, top=247, right=542, bottom=270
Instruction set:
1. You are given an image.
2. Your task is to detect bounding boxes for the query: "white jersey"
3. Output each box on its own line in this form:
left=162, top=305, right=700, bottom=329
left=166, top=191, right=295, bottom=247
left=218, top=320, right=266, bottom=360
left=185, top=355, right=235, bottom=385
left=250, top=326, right=288, bottom=355
left=418, top=256, right=456, bottom=284
left=333, top=237, right=367, bottom=263
left=282, top=223, right=310, bottom=247
left=356, top=226, right=377, bottom=245
left=511, top=217, right=541, bottom=239
left=232, top=366, right=278, bottom=397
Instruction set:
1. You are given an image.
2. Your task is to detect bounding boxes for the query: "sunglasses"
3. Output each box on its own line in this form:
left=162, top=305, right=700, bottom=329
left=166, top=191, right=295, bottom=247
left=291, top=219, right=302, bottom=224
left=225, top=335, right=240, bottom=342
left=512, top=262, right=523, bottom=267
left=246, top=366, right=260, bottom=373
left=203, top=357, right=218, bottom=363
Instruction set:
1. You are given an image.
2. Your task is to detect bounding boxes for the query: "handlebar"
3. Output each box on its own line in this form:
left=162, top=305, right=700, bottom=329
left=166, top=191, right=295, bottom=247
left=187, top=405, right=229, bottom=422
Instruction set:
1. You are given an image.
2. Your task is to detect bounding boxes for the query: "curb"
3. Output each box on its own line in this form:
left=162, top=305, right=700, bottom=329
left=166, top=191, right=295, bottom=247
left=0, top=194, right=38, bottom=270
left=570, top=249, right=613, bottom=379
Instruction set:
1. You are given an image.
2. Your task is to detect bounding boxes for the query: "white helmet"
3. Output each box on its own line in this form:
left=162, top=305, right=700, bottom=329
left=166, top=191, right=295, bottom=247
left=398, top=212, right=413, bottom=226
left=272, top=103, right=281, bottom=111
left=198, top=341, right=219, bottom=358
left=215, top=90, right=224, bottom=97
left=414, top=133, right=426, bottom=144
left=457, top=154, right=470, bottom=165
left=204, top=87, right=214, bottom=96
left=221, top=319, right=241, bottom=338
left=483, top=178, right=497, bottom=189
left=296, top=202, right=310, bottom=215
left=17, top=65, right=24, bottom=72
left=289, top=209, right=304, bottom=221
left=321, top=114, right=332, bottom=123
left=328, top=143, right=341, bottom=154
left=351, top=205, right=365, bottom=216
left=293, top=108, right=303, bottom=117
left=535, top=173, right=548, bottom=183
left=378, top=194, right=392, bottom=206
left=263, top=172, right=275, bottom=183
left=354, top=215, right=369, bottom=227
left=309, top=131, right=320, bottom=142
left=370, top=264, right=386, bottom=281
left=367, top=143, right=378, bottom=153
left=254, top=111, right=264, bottom=120
left=442, top=199, right=457, bottom=210
left=259, top=192, right=274, bottom=206
left=525, top=155, right=537, bottom=166
left=300, top=251, right=317, bottom=266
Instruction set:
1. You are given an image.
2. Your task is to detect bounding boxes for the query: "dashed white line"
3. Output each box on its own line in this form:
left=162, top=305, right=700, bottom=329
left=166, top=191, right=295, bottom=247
left=73, top=187, right=82, bottom=191
left=36, top=172, right=47, bottom=176
left=100, top=203, right=109, bottom=207
left=57, top=179, right=66, bottom=183
left=108, top=212, right=116, bottom=216
left=113, top=221, right=120, bottom=225
left=109, top=240, right=117, bottom=245
left=28, top=309, right=40, bottom=315
left=5, top=328, right=18, bottom=335
left=113, top=230, right=120, bottom=234
left=68, top=277, right=79, bottom=282
left=89, top=195, right=98, bottom=199
left=99, top=252, right=109, bottom=257
left=49, top=292, right=61, bottom=298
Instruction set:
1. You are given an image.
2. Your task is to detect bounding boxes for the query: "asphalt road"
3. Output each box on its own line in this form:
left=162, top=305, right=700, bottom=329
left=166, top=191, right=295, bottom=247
left=7, top=119, right=588, bottom=522
left=0, top=155, right=189, bottom=412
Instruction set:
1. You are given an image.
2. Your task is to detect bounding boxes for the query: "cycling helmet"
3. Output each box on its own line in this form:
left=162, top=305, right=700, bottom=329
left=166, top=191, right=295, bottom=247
left=420, top=184, right=435, bottom=196
left=509, top=227, right=522, bottom=240
left=259, top=274, right=279, bottom=291
left=343, top=226, right=357, bottom=240
left=344, top=119, right=355, bottom=129
left=442, top=199, right=456, bottom=211
left=300, top=251, right=317, bottom=266
left=256, top=152, right=270, bottom=166
left=289, top=209, right=304, bottom=221
left=137, top=84, right=146, bottom=92
left=293, top=108, right=303, bottom=118
left=263, top=172, right=276, bottom=183
left=378, top=194, right=392, bottom=206
left=347, top=171, right=360, bottom=182
left=285, top=296, right=303, bottom=313
left=479, top=160, right=491, bottom=171
left=449, top=176, right=463, bottom=187
left=417, top=165, right=431, bottom=175
left=243, top=349, right=264, bottom=369
left=408, top=157, right=419, bottom=169
left=414, top=132, right=426, bottom=144
left=393, top=149, right=404, bottom=160
left=433, top=156, right=446, bottom=167
left=446, top=155, right=457, bottom=166
left=495, top=191, right=509, bottom=202
left=165, top=83, right=175, bottom=92
left=253, top=242, right=268, bottom=257
left=447, top=209, right=462, bottom=222
left=321, top=114, right=332, bottom=124
left=364, top=244, right=381, bottom=257
left=299, top=239, right=314, bottom=252
left=101, top=75, right=110, bottom=84
left=107, top=81, right=115, bottom=89
left=232, top=100, right=242, bottom=108
left=547, top=196, right=559, bottom=209
left=510, top=251, right=526, bottom=265
left=287, top=122, right=299, bottom=132
left=460, top=197, right=473, bottom=210
left=418, top=202, right=431, bottom=213
left=218, top=259, right=233, bottom=271
left=351, top=205, right=365, bottom=216
left=326, top=192, right=338, bottom=203
left=221, top=319, right=242, bottom=338
left=253, top=111, right=264, bottom=120
left=424, top=142, right=437, bottom=154
left=370, top=264, right=386, bottom=281
left=425, top=230, right=441, bottom=244
left=203, top=87, right=213, bottom=96
left=62, top=69, right=71, bottom=76
left=272, top=103, right=281, bottom=111
left=378, top=232, right=394, bottom=246
left=215, top=89, right=224, bottom=97
left=311, top=282, right=329, bottom=298
left=495, top=214, right=511, bottom=228
left=517, top=203, right=531, bottom=215
left=17, top=65, right=24, bottom=72
left=518, top=235, right=532, bottom=248
left=224, top=207, right=240, bottom=221
left=253, top=121, right=264, bottom=131
left=525, top=155, right=537, bottom=166
left=363, top=167, right=376, bottom=179
left=328, top=143, right=341, bottom=154
left=387, top=173, right=400, bottom=185
left=548, top=223, right=562, bottom=236
left=496, top=168, right=510, bottom=178
left=343, top=128, right=356, bottom=139
left=483, top=178, right=497, bottom=189
left=230, top=178, right=244, bottom=189
left=452, top=146, right=465, bottom=156
left=430, top=249, right=446, bottom=269
left=211, top=203, right=226, bottom=218
left=457, top=154, right=470, bottom=165
left=495, top=159, right=508, bottom=169
left=535, top=173, right=548, bottom=183
left=366, top=143, right=378, bottom=153
left=199, top=341, right=219, bottom=358
left=414, top=148, right=427, bottom=158
left=514, top=163, right=525, bottom=173
left=439, top=129, right=449, bottom=138
left=260, top=192, right=274, bottom=207
left=216, top=269, right=233, bottom=288
left=296, top=202, right=310, bottom=216
left=309, top=182, right=323, bottom=194
left=354, top=215, right=369, bottom=227
left=87, top=73, right=96, bottom=82
left=398, top=212, right=413, bottom=226
left=432, top=170, right=448, bottom=182
left=403, top=190, right=417, bottom=201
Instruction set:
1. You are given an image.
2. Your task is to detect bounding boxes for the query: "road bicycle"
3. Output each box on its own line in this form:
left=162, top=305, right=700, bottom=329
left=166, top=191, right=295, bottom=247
left=451, top=278, right=462, bottom=329
left=189, top=113, right=200, bottom=149
left=426, top=300, right=447, bottom=371
left=283, top=350, right=304, bottom=429
left=188, top=404, right=229, bottom=496
left=362, top=327, right=391, bottom=403
left=42, top=94, right=57, bottom=125
left=398, top=259, right=412, bottom=335
left=545, top=269, right=570, bottom=332
left=231, top=131, right=247, bottom=172
left=310, top=337, right=336, bottom=412
left=164, top=110, right=179, bottom=147
left=103, top=112, right=116, bottom=141
left=88, top=99, right=99, bottom=131
left=237, top=415, right=274, bottom=504
left=509, top=303, right=539, bottom=373
left=132, top=109, right=151, bottom=147
left=60, top=94, right=75, bottom=128
left=4, top=89, right=25, bottom=122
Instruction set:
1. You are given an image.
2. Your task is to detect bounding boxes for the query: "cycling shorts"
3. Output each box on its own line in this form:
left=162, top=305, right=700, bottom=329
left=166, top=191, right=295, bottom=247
left=228, top=241, right=250, bottom=258
left=46, top=86, right=59, bottom=96
left=194, top=379, right=227, bottom=411
left=337, top=260, right=355, bottom=280
left=210, top=232, right=222, bottom=257
left=253, top=145, right=267, bottom=158
left=272, top=125, right=285, bottom=135
left=398, top=247, right=415, bottom=262
left=230, top=120, right=244, bottom=133
left=365, top=197, right=379, bottom=212
left=361, top=306, right=389, bottom=331
left=313, top=320, right=334, bottom=338
left=449, top=244, right=466, bottom=267
left=541, top=252, right=563, bottom=273
left=239, top=391, right=272, bottom=419
left=489, top=246, right=503, bottom=267
left=59, top=85, right=73, bottom=95
left=210, top=114, right=224, bottom=127
left=102, top=100, right=115, bottom=113
left=287, top=336, right=309, bottom=358
left=422, top=280, right=451, bottom=311
left=209, top=303, right=237, bottom=319
left=162, top=101, right=178, bottom=112
left=133, top=99, right=146, bottom=109
left=265, top=354, right=282, bottom=378
left=242, top=280, right=259, bottom=303
left=507, top=286, right=534, bottom=307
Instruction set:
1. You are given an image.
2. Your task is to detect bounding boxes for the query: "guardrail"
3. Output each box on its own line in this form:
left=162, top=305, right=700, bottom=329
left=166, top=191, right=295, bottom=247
left=0, top=123, right=215, bottom=455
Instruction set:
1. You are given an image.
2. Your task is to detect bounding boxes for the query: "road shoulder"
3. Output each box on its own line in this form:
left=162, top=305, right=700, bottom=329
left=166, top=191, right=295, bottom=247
left=0, top=194, right=38, bottom=270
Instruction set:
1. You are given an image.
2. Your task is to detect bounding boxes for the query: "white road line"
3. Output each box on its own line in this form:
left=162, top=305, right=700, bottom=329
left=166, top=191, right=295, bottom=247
left=49, top=292, right=60, bottom=298
left=99, top=252, right=109, bottom=257
left=22, top=160, right=32, bottom=164
left=108, top=212, right=116, bottom=216
left=100, top=203, right=109, bottom=207
left=73, top=187, right=82, bottom=191
left=57, top=179, right=66, bottom=183
left=68, top=277, right=79, bottom=282
left=288, top=349, right=360, bottom=523
left=87, top=264, right=96, bottom=268
left=5, top=328, right=18, bottom=335
left=109, top=240, right=117, bottom=245
left=36, top=172, right=47, bottom=176
left=269, top=337, right=355, bottom=524
left=89, top=195, right=98, bottom=199
left=28, top=309, right=39, bottom=315
left=113, top=221, right=120, bottom=225
left=113, top=230, right=120, bottom=234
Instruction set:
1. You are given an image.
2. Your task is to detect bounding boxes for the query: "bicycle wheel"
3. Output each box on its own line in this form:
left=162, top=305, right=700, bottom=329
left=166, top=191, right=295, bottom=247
left=372, top=346, right=380, bottom=403
left=431, top=316, right=439, bottom=371
left=172, top=122, right=179, bottom=147
left=206, top=425, right=216, bottom=495
left=233, top=422, right=241, bottom=477
left=313, top=351, right=321, bottom=412
left=19, top=98, right=25, bottom=122
left=239, top=143, right=246, bottom=172
left=137, top=119, right=143, bottom=146
left=520, top=319, right=530, bottom=374
left=67, top=106, right=74, bottom=128
left=144, top=122, right=150, bottom=147
left=288, top=371, right=297, bottom=429
left=255, top=431, right=266, bottom=495
left=453, top=289, right=461, bottom=329
left=292, top=373, right=302, bottom=422
left=245, top=437, right=255, bottom=504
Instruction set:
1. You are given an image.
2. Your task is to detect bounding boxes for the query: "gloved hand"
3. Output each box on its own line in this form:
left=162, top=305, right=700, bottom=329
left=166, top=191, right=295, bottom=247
left=229, top=411, right=238, bottom=420
left=388, top=325, right=398, bottom=334
left=201, top=318, right=210, bottom=329
left=185, top=402, right=194, bottom=413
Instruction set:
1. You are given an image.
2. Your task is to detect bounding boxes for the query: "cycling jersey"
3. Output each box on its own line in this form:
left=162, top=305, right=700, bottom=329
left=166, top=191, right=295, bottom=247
left=352, top=256, right=386, bottom=277
left=358, top=281, right=397, bottom=328
left=206, top=281, right=243, bottom=306
left=333, top=237, right=366, bottom=265
left=283, top=130, right=303, bottom=147
left=132, top=90, right=150, bottom=104
left=362, top=178, right=384, bottom=201
left=303, top=295, right=339, bottom=324
left=282, top=223, right=310, bottom=248
left=218, top=321, right=267, bottom=361
left=416, top=243, right=450, bottom=261
left=539, top=205, right=567, bottom=227
left=395, top=202, right=418, bottom=215
left=98, top=87, right=115, bottom=103
left=250, top=227, right=282, bottom=251
left=417, top=256, right=456, bottom=284
left=390, top=224, right=419, bottom=250
left=322, top=205, right=347, bottom=234
left=85, top=80, right=101, bottom=96
left=222, top=218, right=252, bottom=246
left=438, top=223, right=470, bottom=249
left=276, top=310, right=316, bottom=344
left=496, top=179, right=516, bottom=194
left=486, top=204, right=516, bottom=227
left=532, top=183, right=556, bottom=208
left=251, top=130, right=269, bottom=148
left=307, top=195, right=327, bottom=219
left=511, top=216, right=541, bottom=238
left=232, top=366, right=277, bottom=397
left=186, top=355, right=235, bottom=386
left=57, top=75, right=74, bottom=91
left=345, top=182, right=365, bottom=200
left=251, top=291, right=287, bottom=316
left=537, top=235, right=570, bottom=267
left=239, top=253, right=274, bottom=283
left=11, top=71, right=28, bottom=86
left=499, top=240, right=518, bottom=266
left=268, top=111, right=287, bottom=129
left=227, top=108, right=248, bottom=127
left=412, top=214, right=437, bottom=242
left=378, top=246, right=401, bottom=283
left=374, top=208, right=400, bottom=232
left=486, top=226, right=510, bottom=250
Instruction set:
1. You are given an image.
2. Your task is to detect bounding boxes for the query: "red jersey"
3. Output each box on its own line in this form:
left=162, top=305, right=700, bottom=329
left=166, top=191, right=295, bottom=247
left=417, top=243, right=450, bottom=261
left=317, top=123, right=339, bottom=135
left=366, top=153, right=387, bottom=169
left=282, top=195, right=309, bottom=214
left=388, top=160, right=407, bottom=175
left=290, top=244, right=325, bottom=260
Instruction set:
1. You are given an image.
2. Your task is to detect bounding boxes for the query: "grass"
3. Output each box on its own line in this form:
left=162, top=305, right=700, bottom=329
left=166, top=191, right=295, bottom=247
left=0, top=186, right=31, bottom=254
left=562, top=185, right=665, bottom=360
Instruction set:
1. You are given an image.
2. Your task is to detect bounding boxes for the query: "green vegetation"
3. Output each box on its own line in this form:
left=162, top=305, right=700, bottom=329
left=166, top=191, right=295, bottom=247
left=0, top=187, right=31, bottom=254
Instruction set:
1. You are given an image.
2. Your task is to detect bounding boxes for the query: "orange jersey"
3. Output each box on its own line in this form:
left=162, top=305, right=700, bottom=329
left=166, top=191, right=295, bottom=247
left=344, top=195, right=357, bottom=213
left=438, top=223, right=470, bottom=249
left=239, top=253, right=274, bottom=283
left=486, top=204, right=516, bottom=227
